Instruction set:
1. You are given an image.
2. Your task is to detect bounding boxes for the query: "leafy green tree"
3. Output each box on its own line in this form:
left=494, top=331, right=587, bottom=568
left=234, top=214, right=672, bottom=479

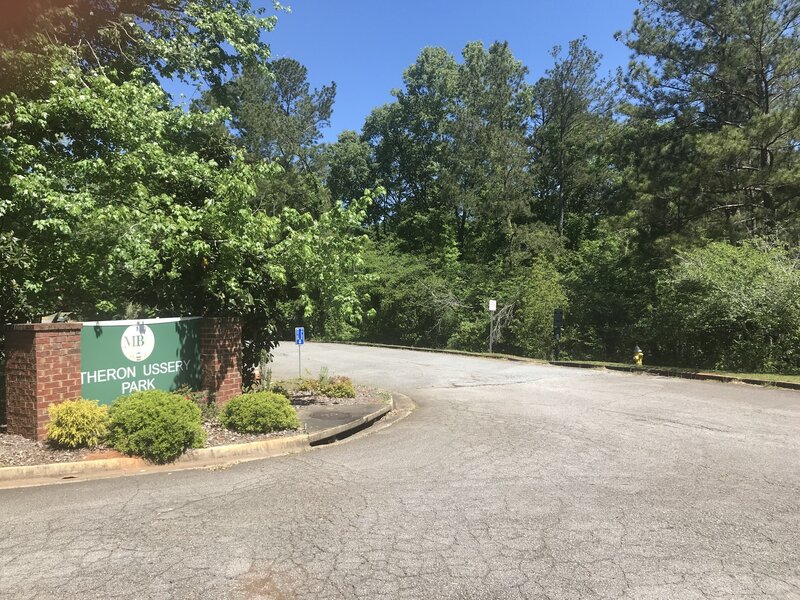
left=508, top=258, right=568, bottom=359
left=0, top=0, right=275, bottom=86
left=199, top=57, right=336, bottom=217
left=0, top=0, right=372, bottom=376
left=0, top=0, right=275, bottom=327
left=363, top=46, right=459, bottom=251
left=224, top=58, right=335, bottom=168
left=446, top=41, right=534, bottom=260
left=357, top=240, right=464, bottom=347
left=560, top=218, right=656, bottom=361
left=363, top=42, right=536, bottom=260
left=326, top=130, right=375, bottom=207
left=531, top=38, right=617, bottom=243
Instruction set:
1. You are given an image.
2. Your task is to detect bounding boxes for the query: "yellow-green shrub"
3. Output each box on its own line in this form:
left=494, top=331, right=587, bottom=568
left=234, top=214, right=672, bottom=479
left=320, top=376, right=356, bottom=398
left=47, top=399, right=109, bottom=449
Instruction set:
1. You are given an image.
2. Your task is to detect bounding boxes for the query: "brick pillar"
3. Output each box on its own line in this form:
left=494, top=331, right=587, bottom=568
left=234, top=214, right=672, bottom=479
left=5, top=323, right=82, bottom=440
left=199, top=318, right=242, bottom=405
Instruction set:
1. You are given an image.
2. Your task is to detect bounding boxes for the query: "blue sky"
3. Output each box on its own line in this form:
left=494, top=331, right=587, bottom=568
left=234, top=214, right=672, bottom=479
left=171, top=1, right=641, bottom=142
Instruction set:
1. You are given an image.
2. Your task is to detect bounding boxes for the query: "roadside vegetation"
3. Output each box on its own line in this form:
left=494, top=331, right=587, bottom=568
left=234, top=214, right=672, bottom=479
left=45, top=399, right=110, bottom=450
left=1, top=0, right=797, bottom=381
left=0, top=369, right=378, bottom=467
left=46, top=389, right=302, bottom=463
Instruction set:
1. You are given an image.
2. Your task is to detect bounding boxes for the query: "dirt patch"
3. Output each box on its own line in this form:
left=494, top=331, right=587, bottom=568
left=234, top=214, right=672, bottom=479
left=0, top=434, right=120, bottom=468
left=201, top=421, right=302, bottom=448
left=289, top=384, right=387, bottom=407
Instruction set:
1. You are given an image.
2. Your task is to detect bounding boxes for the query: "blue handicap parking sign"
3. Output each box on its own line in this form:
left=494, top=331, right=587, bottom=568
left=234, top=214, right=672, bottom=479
left=295, top=327, right=305, bottom=345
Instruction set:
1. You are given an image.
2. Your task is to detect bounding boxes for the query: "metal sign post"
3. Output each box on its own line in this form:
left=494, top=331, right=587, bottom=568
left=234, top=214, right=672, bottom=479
left=488, top=300, right=497, bottom=353
left=553, top=309, right=563, bottom=360
left=295, top=327, right=305, bottom=378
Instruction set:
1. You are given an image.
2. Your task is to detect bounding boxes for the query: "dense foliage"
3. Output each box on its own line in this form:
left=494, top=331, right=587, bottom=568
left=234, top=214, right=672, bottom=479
left=46, top=399, right=109, bottom=449
left=1, top=0, right=798, bottom=375
left=0, top=1, right=371, bottom=381
left=650, top=242, right=800, bottom=372
left=220, top=391, right=300, bottom=433
left=107, top=390, right=205, bottom=463
left=337, top=0, right=800, bottom=373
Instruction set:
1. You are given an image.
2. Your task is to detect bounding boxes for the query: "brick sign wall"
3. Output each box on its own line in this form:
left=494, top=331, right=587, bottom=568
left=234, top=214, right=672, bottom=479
left=4, top=317, right=241, bottom=441
left=4, top=323, right=82, bottom=440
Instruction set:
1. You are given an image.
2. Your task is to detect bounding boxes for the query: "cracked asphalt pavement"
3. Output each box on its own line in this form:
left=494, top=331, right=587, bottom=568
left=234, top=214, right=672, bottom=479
left=1, top=343, right=799, bottom=599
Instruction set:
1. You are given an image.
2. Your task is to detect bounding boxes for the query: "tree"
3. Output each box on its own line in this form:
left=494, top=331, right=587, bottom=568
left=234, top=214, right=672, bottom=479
left=0, top=0, right=372, bottom=374
left=618, top=0, right=800, bottom=244
left=531, top=37, right=616, bottom=243
left=326, top=130, right=375, bottom=206
left=198, top=57, right=336, bottom=217
left=445, top=41, right=534, bottom=260
left=357, top=240, right=464, bottom=348
left=362, top=46, right=458, bottom=251
left=0, top=0, right=274, bottom=87
left=224, top=58, right=335, bottom=168
left=363, top=42, right=535, bottom=260
left=509, top=258, right=568, bottom=359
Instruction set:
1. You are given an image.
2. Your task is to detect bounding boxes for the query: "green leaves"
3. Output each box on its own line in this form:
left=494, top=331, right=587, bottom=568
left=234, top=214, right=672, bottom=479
left=651, top=241, right=800, bottom=372
left=0, top=0, right=371, bottom=371
left=619, top=0, right=800, bottom=241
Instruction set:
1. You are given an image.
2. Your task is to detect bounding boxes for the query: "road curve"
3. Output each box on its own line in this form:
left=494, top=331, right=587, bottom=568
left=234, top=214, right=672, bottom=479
left=1, top=343, right=798, bottom=599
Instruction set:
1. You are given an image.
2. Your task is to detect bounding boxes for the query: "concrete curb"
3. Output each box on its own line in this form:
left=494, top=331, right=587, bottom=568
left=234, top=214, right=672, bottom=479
left=327, top=341, right=799, bottom=392
left=549, top=361, right=800, bottom=391
left=308, top=403, right=392, bottom=444
left=0, top=396, right=395, bottom=488
left=328, top=340, right=538, bottom=364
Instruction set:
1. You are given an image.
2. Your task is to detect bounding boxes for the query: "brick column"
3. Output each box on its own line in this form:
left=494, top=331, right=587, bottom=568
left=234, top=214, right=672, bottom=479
left=199, top=318, right=242, bottom=405
left=5, top=323, right=82, bottom=440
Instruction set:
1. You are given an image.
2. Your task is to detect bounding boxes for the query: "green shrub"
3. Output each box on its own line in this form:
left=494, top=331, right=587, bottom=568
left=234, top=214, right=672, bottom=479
left=220, top=392, right=300, bottom=433
left=107, top=391, right=205, bottom=463
left=320, top=376, right=356, bottom=398
left=651, top=241, right=800, bottom=373
left=46, top=399, right=109, bottom=449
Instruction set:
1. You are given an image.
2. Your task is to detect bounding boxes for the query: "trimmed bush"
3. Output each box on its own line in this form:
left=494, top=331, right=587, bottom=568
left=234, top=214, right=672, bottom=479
left=220, top=392, right=300, bottom=433
left=320, top=376, right=356, bottom=398
left=107, top=391, right=205, bottom=463
left=47, top=399, right=109, bottom=449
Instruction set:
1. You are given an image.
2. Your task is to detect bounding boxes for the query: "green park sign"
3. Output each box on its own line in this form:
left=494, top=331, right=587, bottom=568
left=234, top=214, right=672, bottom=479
left=81, top=317, right=202, bottom=404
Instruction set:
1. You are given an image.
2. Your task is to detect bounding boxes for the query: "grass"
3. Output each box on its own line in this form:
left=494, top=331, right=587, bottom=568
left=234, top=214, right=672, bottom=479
left=551, top=359, right=800, bottom=385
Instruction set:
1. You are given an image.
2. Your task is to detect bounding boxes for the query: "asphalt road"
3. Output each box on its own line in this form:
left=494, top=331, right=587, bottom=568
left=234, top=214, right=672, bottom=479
left=1, top=343, right=799, bottom=599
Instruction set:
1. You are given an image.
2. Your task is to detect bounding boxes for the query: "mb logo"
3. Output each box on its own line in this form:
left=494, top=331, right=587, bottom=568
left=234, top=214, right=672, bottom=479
left=121, top=324, right=155, bottom=362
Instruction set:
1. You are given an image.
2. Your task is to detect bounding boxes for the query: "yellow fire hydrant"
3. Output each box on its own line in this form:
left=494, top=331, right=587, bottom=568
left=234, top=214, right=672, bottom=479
left=633, top=345, right=644, bottom=366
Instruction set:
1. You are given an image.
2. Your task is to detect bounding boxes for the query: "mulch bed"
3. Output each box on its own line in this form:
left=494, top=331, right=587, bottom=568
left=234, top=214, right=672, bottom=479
left=0, top=384, right=387, bottom=468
